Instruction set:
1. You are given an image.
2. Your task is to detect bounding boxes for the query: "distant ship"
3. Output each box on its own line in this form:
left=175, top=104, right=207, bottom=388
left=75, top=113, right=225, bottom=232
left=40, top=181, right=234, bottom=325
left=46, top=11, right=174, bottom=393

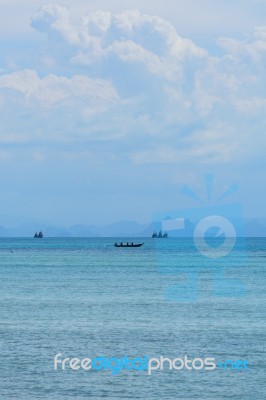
left=34, top=231, right=43, bottom=238
left=152, top=230, right=168, bottom=238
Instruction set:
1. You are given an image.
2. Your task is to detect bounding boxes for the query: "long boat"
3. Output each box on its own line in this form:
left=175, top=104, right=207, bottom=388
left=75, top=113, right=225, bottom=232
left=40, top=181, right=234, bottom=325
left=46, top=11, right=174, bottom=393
left=114, top=242, right=144, bottom=248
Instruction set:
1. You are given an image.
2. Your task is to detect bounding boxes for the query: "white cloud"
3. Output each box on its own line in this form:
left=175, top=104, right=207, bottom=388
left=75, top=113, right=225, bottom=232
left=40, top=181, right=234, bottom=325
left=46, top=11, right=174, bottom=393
left=1, top=4, right=266, bottom=166
left=31, top=6, right=207, bottom=81
left=31, top=4, right=80, bottom=45
left=130, top=125, right=238, bottom=166
left=218, top=26, right=266, bottom=61
left=0, top=69, right=118, bottom=109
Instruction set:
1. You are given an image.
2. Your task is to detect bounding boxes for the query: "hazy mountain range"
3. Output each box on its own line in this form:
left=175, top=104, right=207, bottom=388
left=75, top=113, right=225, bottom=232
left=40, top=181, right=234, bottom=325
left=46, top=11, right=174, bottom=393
left=0, top=219, right=266, bottom=237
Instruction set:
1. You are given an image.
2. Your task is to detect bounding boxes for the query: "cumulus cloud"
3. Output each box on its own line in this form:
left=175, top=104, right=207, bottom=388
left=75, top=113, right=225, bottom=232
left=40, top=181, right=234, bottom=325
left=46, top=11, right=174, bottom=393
left=0, top=69, right=118, bottom=109
left=31, top=4, right=80, bottom=45
left=0, top=4, right=265, bottom=166
left=218, top=26, right=266, bottom=61
left=31, top=6, right=206, bottom=81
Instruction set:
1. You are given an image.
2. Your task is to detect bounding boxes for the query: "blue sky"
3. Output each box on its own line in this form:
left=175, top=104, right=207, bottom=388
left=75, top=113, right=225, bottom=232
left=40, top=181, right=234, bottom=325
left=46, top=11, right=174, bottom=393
left=0, top=1, right=265, bottom=225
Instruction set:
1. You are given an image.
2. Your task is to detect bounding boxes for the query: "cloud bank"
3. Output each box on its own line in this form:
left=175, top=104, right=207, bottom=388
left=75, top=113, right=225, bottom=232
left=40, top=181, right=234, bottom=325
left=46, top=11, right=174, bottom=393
left=0, top=4, right=265, bottom=166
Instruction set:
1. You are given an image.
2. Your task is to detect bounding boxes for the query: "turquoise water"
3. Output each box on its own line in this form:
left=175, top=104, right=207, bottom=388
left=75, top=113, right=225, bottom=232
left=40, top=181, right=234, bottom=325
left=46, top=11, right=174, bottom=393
left=0, top=238, right=265, bottom=399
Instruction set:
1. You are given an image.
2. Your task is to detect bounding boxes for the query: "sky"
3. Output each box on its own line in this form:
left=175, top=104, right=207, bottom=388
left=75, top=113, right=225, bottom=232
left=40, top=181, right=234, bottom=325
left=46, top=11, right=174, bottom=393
left=0, top=0, right=266, bottom=226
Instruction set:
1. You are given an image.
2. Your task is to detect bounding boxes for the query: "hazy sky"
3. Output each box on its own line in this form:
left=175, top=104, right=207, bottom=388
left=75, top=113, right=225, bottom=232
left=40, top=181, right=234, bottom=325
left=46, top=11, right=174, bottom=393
left=0, top=1, right=265, bottom=225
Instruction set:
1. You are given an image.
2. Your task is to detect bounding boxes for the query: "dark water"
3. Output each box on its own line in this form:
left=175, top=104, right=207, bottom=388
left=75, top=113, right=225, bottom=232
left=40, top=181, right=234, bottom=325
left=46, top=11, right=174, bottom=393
left=0, top=238, right=265, bottom=399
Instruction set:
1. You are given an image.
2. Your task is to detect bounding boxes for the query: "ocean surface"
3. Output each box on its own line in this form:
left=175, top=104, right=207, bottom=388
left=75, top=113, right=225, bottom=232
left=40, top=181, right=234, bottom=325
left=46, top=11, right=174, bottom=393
left=0, top=237, right=265, bottom=399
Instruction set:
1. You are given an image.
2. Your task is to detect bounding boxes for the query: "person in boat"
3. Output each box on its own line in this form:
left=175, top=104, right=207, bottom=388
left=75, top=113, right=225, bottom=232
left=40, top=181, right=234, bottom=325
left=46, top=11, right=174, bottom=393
left=120, top=242, right=123, bottom=246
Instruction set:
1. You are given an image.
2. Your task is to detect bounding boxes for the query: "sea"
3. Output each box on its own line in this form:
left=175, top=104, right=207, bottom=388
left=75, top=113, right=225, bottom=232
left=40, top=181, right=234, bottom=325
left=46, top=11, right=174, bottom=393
left=0, top=237, right=265, bottom=399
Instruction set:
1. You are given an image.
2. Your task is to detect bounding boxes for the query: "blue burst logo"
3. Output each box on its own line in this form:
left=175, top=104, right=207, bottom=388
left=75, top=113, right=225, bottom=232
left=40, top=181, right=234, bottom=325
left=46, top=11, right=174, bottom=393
left=153, top=173, right=247, bottom=302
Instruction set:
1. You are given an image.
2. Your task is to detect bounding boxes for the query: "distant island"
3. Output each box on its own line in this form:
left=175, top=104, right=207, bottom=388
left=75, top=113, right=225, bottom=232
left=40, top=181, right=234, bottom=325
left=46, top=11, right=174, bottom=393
left=0, top=218, right=266, bottom=237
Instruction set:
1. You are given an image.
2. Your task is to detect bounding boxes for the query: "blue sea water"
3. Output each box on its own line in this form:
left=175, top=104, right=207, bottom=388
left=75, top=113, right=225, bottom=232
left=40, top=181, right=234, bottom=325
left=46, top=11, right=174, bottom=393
left=0, top=237, right=265, bottom=399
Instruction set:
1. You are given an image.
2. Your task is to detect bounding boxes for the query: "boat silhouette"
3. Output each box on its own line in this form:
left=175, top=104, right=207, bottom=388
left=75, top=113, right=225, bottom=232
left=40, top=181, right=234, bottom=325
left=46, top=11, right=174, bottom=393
left=114, top=242, right=144, bottom=247
left=34, top=231, right=43, bottom=238
left=152, top=230, right=168, bottom=238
